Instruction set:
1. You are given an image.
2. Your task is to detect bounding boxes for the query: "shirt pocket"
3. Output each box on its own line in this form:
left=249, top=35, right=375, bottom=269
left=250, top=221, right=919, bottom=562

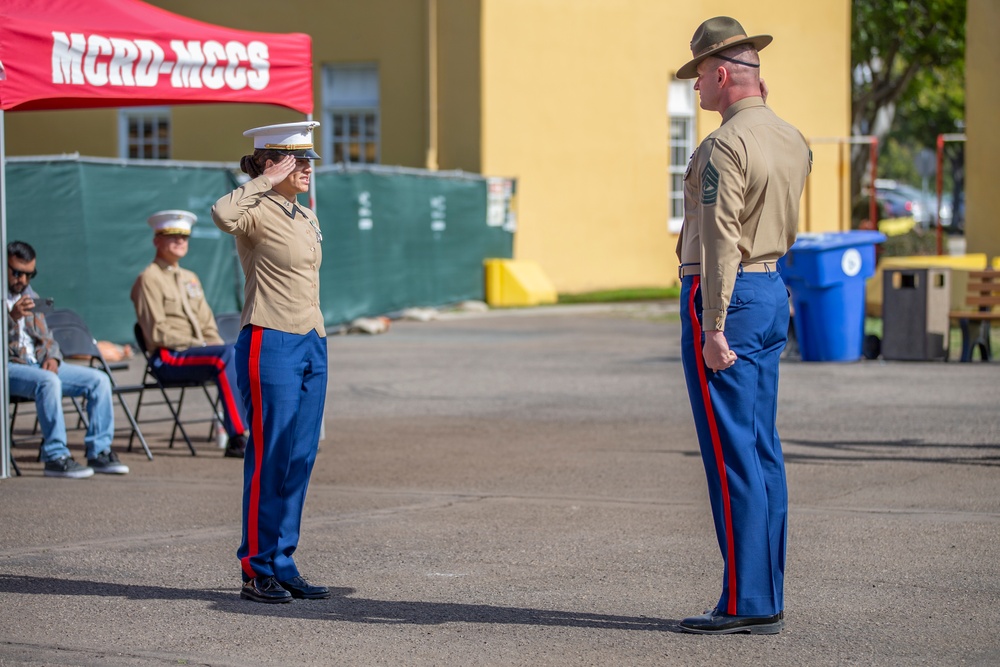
left=162, top=295, right=184, bottom=318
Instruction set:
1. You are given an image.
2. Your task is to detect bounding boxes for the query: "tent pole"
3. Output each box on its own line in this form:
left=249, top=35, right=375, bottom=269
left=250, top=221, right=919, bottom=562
left=0, top=109, right=11, bottom=480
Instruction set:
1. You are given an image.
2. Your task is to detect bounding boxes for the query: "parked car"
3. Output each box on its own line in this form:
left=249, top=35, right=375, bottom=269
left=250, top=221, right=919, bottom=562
left=875, top=187, right=927, bottom=225
left=875, top=179, right=960, bottom=231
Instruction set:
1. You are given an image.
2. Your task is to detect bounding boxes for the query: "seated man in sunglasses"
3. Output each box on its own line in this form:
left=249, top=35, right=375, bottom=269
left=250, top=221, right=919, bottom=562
left=6, top=240, right=128, bottom=478
left=130, top=210, right=248, bottom=459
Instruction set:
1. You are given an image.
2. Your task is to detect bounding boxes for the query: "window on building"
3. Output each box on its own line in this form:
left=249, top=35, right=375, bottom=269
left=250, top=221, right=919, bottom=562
left=668, top=80, right=696, bottom=234
left=119, top=107, right=171, bottom=159
left=322, top=64, right=380, bottom=165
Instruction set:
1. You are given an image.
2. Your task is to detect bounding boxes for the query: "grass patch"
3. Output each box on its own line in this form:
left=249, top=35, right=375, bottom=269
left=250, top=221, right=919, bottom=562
left=558, top=287, right=680, bottom=304
left=864, top=317, right=883, bottom=338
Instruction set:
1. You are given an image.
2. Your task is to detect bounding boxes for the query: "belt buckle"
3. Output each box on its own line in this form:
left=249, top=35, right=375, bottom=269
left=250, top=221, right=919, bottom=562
left=679, top=264, right=699, bottom=279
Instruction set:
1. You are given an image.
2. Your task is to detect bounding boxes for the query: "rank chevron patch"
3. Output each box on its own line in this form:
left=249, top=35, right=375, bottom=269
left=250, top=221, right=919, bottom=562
left=701, top=161, right=720, bottom=205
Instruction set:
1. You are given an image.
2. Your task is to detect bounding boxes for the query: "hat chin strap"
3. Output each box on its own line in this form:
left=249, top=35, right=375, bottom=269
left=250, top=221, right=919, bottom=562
left=713, top=53, right=759, bottom=68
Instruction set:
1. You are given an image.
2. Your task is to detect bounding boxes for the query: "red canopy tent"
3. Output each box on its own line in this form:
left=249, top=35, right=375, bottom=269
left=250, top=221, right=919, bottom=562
left=0, top=0, right=314, bottom=477
left=0, top=0, right=313, bottom=113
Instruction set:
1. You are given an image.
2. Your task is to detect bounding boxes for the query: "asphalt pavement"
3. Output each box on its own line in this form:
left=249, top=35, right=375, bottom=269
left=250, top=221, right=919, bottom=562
left=1, top=303, right=998, bottom=666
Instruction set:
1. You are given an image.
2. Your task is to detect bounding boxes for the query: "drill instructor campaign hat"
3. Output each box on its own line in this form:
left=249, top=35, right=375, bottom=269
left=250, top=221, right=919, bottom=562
left=243, top=121, right=321, bottom=159
left=676, top=16, right=772, bottom=80
left=147, top=210, right=196, bottom=236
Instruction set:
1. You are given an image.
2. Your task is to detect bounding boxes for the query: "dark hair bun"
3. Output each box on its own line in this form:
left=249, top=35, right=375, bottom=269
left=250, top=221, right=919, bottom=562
left=240, top=155, right=260, bottom=177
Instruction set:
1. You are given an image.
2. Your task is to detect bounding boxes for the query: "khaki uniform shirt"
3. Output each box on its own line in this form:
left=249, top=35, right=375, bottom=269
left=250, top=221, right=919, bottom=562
left=676, top=97, right=811, bottom=331
left=211, top=175, right=325, bottom=337
left=131, top=258, right=223, bottom=351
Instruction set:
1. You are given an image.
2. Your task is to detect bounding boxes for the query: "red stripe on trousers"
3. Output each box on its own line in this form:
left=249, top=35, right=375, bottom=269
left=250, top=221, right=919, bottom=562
left=688, top=276, right=739, bottom=614
left=239, top=327, right=265, bottom=579
left=158, top=348, right=246, bottom=434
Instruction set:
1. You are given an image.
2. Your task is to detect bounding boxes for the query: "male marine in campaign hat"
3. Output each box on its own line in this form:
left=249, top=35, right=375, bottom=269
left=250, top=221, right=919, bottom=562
left=673, top=16, right=811, bottom=635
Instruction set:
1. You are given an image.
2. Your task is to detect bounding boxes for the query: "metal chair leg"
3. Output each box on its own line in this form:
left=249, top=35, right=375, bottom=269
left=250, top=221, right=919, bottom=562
left=115, top=392, right=152, bottom=461
left=959, top=319, right=973, bottom=362
left=162, top=386, right=197, bottom=456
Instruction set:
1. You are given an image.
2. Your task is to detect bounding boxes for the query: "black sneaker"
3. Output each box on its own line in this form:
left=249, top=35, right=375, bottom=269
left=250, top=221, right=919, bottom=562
left=87, top=450, right=129, bottom=475
left=43, top=456, right=94, bottom=479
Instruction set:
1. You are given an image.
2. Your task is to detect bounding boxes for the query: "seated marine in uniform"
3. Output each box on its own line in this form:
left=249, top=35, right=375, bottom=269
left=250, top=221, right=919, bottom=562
left=130, top=210, right=248, bottom=458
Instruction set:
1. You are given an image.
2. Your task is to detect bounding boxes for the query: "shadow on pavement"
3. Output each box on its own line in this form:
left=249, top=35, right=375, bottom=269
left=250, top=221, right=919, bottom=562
left=783, top=438, right=1000, bottom=467
left=0, top=574, right=681, bottom=632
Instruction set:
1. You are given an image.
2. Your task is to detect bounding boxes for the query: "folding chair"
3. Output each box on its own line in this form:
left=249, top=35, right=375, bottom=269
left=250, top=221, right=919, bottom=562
left=7, top=396, right=33, bottom=474
left=132, top=323, right=222, bottom=456
left=45, top=309, right=153, bottom=461
left=8, top=395, right=50, bottom=468
left=9, top=395, right=44, bottom=446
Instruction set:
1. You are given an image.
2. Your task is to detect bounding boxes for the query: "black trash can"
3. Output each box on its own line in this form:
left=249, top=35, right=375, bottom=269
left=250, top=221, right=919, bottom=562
left=881, top=267, right=950, bottom=361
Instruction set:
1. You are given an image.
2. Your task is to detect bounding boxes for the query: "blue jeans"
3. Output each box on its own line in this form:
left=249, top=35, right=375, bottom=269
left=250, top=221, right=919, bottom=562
left=8, top=361, right=115, bottom=462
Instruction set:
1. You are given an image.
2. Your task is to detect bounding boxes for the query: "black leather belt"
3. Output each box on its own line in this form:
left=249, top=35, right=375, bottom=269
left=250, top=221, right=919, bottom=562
left=678, top=261, right=777, bottom=279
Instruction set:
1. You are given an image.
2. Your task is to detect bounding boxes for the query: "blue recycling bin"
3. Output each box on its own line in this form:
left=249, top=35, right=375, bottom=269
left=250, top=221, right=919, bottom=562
left=778, top=231, right=887, bottom=362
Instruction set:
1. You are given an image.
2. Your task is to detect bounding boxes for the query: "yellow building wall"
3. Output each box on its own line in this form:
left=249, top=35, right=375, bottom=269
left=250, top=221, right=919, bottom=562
left=965, top=0, right=1000, bottom=263
left=4, top=0, right=850, bottom=295
left=436, top=0, right=483, bottom=172
left=480, top=0, right=850, bottom=293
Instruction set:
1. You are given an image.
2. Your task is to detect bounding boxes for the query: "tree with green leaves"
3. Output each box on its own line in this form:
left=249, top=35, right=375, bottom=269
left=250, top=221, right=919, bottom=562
left=851, top=0, right=965, bottom=206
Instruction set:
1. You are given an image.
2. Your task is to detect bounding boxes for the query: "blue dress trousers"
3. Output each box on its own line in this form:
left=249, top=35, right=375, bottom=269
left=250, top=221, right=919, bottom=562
left=679, top=269, right=790, bottom=617
left=235, top=325, right=328, bottom=582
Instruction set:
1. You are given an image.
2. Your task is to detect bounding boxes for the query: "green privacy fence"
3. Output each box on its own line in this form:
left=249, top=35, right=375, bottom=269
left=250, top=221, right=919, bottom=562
left=321, top=168, right=513, bottom=322
left=4, top=157, right=514, bottom=342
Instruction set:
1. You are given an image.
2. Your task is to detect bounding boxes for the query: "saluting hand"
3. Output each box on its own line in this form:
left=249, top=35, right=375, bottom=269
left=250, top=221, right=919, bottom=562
left=703, top=330, right=737, bottom=372
left=263, top=154, right=297, bottom=184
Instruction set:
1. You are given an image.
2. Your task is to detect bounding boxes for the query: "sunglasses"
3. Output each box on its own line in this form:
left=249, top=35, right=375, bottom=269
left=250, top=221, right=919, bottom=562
left=10, top=268, right=37, bottom=280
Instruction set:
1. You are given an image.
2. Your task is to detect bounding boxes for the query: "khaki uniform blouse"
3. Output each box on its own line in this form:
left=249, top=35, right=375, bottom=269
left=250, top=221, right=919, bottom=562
left=131, top=258, right=223, bottom=351
left=676, top=97, right=811, bottom=331
left=211, top=175, right=325, bottom=337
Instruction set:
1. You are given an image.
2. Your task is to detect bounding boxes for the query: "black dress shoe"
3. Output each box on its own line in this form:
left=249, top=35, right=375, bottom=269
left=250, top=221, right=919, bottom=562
left=679, top=608, right=784, bottom=635
left=240, top=576, right=293, bottom=603
left=225, top=434, right=247, bottom=459
left=278, top=576, right=331, bottom=599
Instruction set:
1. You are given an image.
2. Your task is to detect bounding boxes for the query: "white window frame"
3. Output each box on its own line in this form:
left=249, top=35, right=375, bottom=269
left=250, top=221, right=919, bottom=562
left=321, top=64, right=381, bottom=165
left=118, top=106, right=171, bottom=159
left=667, top=80, right=697, bottom=234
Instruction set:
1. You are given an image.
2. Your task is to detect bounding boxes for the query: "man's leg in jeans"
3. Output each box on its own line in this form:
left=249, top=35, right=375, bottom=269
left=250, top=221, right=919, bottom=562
left=7, top=362, right=71, bottom=462
left=56, top=364, right=114, bottom=460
